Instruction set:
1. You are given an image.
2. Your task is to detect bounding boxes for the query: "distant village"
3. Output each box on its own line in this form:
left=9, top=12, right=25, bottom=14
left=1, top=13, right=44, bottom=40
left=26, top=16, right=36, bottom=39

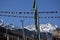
left=0, top=19, right=60, bottom=40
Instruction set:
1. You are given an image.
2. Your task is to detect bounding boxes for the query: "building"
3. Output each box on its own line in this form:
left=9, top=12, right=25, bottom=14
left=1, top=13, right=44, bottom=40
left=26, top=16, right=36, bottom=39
left=52, top=28, right=60, bottom=40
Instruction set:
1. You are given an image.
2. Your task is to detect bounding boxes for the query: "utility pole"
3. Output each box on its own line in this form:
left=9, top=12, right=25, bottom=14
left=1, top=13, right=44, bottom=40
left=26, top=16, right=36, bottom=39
left=17, top=36, right=19, bottom=40
left=46, top=32, right=48, bottom=40
left=33, top=0, right=40, bottom=40
left=5, top=28, right=9, bottom=40
left=21, top=20, right=25, bottom=40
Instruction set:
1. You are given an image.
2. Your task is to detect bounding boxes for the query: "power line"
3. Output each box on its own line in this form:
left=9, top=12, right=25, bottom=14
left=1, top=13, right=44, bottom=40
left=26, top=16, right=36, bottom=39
left=0, top=14, right=60, bottom=18
left=0, top=11, right=60, bottom=14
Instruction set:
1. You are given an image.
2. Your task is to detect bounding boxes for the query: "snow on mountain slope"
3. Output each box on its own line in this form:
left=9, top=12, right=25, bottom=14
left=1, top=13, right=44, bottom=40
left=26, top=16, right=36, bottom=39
left=2, top=23, right=16, bottom=30
left=24, top=22, right=58, bottom=33
left=0, top=19, right=3, bottom=26
left=0, top=19, right=58, bottom=33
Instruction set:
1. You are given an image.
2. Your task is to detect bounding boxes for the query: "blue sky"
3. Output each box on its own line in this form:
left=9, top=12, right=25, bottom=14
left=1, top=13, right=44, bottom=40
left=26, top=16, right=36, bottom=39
left=0, top=0, right=60, bottom=28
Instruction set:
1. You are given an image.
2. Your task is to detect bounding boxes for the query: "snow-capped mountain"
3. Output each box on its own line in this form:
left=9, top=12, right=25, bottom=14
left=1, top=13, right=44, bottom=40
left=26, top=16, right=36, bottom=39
left=0, top=19, right=3, bottom=26
left=24, top=22, right=58, bottom=33
left=0, top=19, right=58, bottom=33
left=3, top=23, right=15, bottom=30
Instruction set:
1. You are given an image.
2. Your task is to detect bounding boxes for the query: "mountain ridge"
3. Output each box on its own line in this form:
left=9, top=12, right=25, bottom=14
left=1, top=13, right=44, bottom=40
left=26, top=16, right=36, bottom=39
left=24, top=22, right=57, bottom=33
